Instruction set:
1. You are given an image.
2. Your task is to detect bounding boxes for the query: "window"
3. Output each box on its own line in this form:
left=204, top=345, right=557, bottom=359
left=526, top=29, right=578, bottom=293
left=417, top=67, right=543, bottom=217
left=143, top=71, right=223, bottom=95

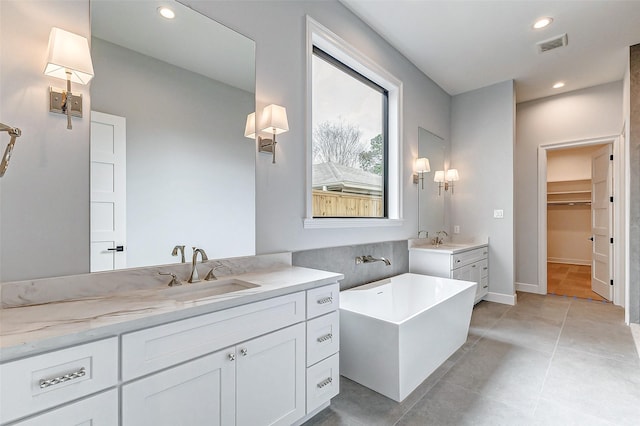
left=311, top=47, right=388, bottom=218
left=306, top=17, right=402, bottom=227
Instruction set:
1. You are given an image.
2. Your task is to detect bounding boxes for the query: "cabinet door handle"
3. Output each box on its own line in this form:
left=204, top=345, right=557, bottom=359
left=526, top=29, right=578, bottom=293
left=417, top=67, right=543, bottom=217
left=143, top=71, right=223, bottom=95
left=317, top=296, right=333, bottom=305
left=317, top=377, right=333, bottom=389
left=483, top=267, right=488, bottom=270
left=483, top=285, right=488, bottom=289
left=39, top=367, right=86, bottom=389
left=472, top=264, right=476, bottom=268
left=228, top=353, right=235, bottom=361
left=240, top=348, right=248, bottom=356
left=456, top=259, right=461, bottom=263
left=317, top=333, right=333, bottom=343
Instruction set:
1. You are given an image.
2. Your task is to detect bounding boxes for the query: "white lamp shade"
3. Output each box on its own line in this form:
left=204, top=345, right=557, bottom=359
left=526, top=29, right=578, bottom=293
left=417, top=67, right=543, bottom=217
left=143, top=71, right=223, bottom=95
left=244, top=112, right=256, bottom=139
left=434, top=170, right=445, bottom=183
left=260, top=104, right=289, bottom=135
left=446, top=169, right=459, bottom=182
left=44, top=28, right=94, bottom=84
left=414, top=157, right=430, bottom=173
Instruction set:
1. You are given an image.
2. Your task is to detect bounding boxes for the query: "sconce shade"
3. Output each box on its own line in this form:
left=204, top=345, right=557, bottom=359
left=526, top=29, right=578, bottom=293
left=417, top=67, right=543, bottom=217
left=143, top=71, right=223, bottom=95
left=44, top=28, right=94, bottom=84
left=414, top=157, right=430, bottom=173
left=434, top=170, right=445, bottom=183
left=260, top=104, right=289, bottom=135
left=244, top=112, right=256, bottom=139
left=446, top=168, right=459, bottom=182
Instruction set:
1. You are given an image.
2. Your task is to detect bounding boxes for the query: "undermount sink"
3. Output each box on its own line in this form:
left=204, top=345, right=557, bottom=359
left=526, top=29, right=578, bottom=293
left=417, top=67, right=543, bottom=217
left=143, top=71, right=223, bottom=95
left=159, top=278, right=259, bottom=301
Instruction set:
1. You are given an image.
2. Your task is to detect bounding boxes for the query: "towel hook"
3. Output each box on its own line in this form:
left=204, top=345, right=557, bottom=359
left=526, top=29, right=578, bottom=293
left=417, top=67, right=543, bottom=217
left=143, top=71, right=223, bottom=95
left=0, top=122, right=22, bottom=177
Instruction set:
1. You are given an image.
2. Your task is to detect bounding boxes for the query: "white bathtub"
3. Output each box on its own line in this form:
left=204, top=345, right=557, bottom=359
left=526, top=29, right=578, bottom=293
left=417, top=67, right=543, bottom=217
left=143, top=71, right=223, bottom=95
left=339, top=273, right=476, bottom=402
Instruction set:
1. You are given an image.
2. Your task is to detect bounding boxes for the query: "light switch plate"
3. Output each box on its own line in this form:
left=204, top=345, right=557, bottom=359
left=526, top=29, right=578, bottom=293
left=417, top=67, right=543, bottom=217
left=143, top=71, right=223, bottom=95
left=493, top=209, right=504, bottom=219
left=453, top=225, right=460, bottom=234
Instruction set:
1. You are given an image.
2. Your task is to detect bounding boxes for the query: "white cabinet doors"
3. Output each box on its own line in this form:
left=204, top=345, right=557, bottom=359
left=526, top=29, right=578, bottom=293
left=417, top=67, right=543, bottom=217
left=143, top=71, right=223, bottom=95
left=236, top=323, right=306, bottom=426
left=122, top=349, right=236, bottom=426
left=453, top=262, right=483, bottom=300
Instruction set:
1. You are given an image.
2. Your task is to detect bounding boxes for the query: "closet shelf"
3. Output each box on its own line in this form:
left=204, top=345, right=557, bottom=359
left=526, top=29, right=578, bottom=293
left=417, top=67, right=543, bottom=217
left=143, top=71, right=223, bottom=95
left=547, top=190, right=591, bottom=195
left=547, top=200, right=591, bottom=206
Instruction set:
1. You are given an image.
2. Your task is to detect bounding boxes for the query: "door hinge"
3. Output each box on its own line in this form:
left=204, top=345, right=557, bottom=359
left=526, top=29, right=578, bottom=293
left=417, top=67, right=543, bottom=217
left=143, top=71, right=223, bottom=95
left=610, top=196, right=614, bottom=203
left=610, top=154, right=613, bottom=161
left=610, top=237, right=614, bottom=244
left=610, top=279, right=614, bottom=286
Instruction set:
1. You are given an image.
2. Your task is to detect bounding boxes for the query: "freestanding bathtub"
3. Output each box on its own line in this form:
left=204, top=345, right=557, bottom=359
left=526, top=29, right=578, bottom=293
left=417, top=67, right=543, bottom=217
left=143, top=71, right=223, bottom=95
left=339, top=273, right=476, bottom=402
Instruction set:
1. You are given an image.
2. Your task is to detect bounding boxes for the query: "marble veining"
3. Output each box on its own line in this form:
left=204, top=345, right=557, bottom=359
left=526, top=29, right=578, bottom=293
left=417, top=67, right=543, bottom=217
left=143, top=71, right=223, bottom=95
left=0, top=264, right=343, bottom=361
left=408, top=239, right=488, bottom=254
left=1, top=252, right=291, bottom=308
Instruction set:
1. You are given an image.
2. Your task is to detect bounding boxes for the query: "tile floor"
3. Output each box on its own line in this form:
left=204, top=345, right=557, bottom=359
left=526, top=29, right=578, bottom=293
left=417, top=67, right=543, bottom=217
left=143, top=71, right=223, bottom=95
left=304, top=293, right=640, bottom=425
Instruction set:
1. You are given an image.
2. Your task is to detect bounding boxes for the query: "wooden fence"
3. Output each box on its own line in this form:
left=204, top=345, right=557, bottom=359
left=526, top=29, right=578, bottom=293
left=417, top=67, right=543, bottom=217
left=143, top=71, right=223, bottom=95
left=312, top=190, right=382, bottom=217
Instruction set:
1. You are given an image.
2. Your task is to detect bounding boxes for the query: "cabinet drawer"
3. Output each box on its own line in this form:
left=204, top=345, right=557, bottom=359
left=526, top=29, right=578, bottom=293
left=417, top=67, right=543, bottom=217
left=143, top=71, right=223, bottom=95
left=307, top=311, right=339, bottom=367
left=12, top=389, right=118, bottom=426
left=451, top=247, right=488, bottom=269
left=0, top=338, right=118, bottom=424
left=122, top=291, right=305, bottom=380
left=307, top=283, right=339, bottom=319
left=480, top=259, right=489, bottom=278
left=306, top=353, right=340, bottom=414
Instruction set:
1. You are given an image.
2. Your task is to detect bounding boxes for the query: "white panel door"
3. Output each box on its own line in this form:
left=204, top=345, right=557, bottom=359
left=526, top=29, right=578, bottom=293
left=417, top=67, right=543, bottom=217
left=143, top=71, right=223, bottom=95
left=236, top=323, right=305, bottom=426
left=90, top=111, right=126, bottom=271
left=122, top=349, right=236, bottom=426
left=591, top=144, right=613, bottom=300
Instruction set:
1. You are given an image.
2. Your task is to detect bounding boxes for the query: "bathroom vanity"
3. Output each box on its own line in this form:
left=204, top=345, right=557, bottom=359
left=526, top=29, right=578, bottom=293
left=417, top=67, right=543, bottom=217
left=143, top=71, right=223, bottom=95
left=0, top=264, right=342, bottom=426
left=409, top=242, right=489, bottom=304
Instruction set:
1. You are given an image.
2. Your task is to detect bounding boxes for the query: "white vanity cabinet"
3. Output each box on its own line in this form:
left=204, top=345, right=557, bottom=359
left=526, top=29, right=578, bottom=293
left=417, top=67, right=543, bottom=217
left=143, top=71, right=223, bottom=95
left=410, top=244, right=489, bottom=304
left=122, top=323, right=305, bottom=426
left=1, top=279, right=342, bottom=426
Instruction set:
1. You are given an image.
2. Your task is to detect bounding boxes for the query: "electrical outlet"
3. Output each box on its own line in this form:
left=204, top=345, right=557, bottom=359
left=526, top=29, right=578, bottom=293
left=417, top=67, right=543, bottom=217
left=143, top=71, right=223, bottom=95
left=453, top=225, right=460, bottom=234
left=493, top=209, right=504, bottom=219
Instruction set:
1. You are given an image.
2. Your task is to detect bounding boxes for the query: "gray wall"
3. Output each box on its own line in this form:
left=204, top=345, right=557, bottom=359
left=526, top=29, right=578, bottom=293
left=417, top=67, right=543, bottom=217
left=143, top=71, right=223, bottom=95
left=450, top=80, right=516, bottom=300
left=185, top=0, right=451, bottom=255
left=0, top=1, right=91, bottom=281
left=293, top=240, right=408, bottom=291
left=515, top=82, right=623, bottom=288
left=91, top=38, right=255, bottom=266
left=0, top=0, right=451, bottom=282
left=630, top=44, right=640, bottom=323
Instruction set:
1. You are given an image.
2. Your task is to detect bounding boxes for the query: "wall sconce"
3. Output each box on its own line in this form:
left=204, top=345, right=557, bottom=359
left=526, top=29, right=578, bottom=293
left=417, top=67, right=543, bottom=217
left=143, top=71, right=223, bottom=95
left=258, top=104, right=289, bottom=164
left=434, top=169, right=459, bottom=195
left=43, top=27, right=94, bottom=130
left=244, top=112, right=256, bottom=139
left=412, top=157, right=430, bottom=189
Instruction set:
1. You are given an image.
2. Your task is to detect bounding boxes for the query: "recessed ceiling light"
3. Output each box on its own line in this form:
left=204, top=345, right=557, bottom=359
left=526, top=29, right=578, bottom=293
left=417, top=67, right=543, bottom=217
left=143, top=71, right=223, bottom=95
left=533, top=17, right=553, bottom=29
left=552, top=82, right=565, bottom=89
left=158, top=6, right=175, bottom=20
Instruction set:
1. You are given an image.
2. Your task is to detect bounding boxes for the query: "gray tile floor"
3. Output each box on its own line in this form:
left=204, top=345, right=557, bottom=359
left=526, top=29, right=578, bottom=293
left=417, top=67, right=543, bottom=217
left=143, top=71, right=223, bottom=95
left=304, top=293, right=640, bottom=426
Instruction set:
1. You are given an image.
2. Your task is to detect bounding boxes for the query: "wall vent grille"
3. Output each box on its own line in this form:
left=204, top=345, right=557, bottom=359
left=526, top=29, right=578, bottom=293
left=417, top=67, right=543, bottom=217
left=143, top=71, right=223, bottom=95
left=537, top=34, right=568, bottom=53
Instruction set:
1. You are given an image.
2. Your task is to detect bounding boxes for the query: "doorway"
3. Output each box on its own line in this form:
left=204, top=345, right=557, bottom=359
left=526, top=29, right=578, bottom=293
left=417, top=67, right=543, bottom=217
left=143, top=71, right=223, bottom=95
left=546, top=144, right=609, bottom=301
left=537, top=135, right=625, bottom=307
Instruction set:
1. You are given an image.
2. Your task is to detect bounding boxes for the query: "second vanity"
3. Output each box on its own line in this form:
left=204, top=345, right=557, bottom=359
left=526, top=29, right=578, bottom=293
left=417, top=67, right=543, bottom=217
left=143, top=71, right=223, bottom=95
left=0, top=258, right=343, bottom=426
left=409, top=241, right=489, bottom=303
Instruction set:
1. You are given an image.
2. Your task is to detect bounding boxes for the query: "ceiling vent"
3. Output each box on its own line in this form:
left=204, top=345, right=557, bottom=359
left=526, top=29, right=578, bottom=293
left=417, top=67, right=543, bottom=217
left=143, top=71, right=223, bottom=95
left=537, top=33, right=568, bottom=53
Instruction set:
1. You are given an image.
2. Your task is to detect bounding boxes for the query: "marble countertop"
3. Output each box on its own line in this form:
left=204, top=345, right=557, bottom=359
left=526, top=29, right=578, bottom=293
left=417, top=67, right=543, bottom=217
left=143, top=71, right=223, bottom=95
left=0, top=266, right=344, bottom=362
left=408, top=241, right=488, bottom=254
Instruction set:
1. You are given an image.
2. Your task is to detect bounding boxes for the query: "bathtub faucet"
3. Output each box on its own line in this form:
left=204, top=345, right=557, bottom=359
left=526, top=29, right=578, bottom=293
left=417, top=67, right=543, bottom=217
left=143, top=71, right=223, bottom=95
left=355, top=255, right=391, bottom=266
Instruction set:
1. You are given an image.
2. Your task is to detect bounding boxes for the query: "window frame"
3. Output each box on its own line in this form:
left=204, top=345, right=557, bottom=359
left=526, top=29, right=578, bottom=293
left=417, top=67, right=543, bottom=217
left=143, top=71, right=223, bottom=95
left=304, top=16, right=403, bottom=229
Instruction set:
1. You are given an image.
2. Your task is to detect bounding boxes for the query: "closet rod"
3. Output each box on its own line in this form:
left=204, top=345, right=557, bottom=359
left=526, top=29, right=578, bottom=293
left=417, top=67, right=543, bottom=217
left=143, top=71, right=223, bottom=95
left=547, top=201, right=591, bottom=206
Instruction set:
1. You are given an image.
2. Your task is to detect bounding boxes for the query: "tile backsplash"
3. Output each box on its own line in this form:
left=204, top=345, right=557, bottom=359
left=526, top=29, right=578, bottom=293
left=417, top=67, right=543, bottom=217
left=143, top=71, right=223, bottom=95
left=293, top=240, right=409, bottom=291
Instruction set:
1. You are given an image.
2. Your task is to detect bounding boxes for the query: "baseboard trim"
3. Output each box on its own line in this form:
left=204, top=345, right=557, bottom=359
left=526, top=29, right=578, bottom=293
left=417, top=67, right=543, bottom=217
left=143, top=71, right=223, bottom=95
left=516, top=282, right=544, bottom=294
left=548, top=258, right=590, bottom=266
left=484, top=292, right=517, bottom=305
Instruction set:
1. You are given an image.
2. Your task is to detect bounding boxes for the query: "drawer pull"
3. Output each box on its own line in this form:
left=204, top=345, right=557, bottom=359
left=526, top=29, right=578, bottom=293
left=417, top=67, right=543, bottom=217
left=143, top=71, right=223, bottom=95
left=317, top=333, right=333, bottom=343
left=456, top=259, right=461, bottom=263
left=317, top=377, right=333, bottom=389
left=317, top=296, right=333, bottom=305
left=472, top=264, right=477, bottom=268
left=483, top=267, right=488, bottom=270
left=39, top=367, right=86, bottom=389
left=483, top=251, right=488, bottom=255
left=483, top=285, right=488, bottom=289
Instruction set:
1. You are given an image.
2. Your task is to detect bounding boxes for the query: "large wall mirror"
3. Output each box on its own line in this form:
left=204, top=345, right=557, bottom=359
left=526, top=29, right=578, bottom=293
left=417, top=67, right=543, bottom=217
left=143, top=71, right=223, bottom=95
left=417, top=127, right=445, bottom=234
left=90, top=0, right=256, bottom=271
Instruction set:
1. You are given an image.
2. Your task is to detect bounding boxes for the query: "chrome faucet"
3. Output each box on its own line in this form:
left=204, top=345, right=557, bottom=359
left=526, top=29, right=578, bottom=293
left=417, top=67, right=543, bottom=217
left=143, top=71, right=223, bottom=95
left=355, top=255, right=391, bottom=266
left=203, top=263, right=227, bottom=281
left=188, top=247, right=208, bottom=283
left=433, top=230, right=448, bottom=247
left=171, top=245, right=186, bottom=263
